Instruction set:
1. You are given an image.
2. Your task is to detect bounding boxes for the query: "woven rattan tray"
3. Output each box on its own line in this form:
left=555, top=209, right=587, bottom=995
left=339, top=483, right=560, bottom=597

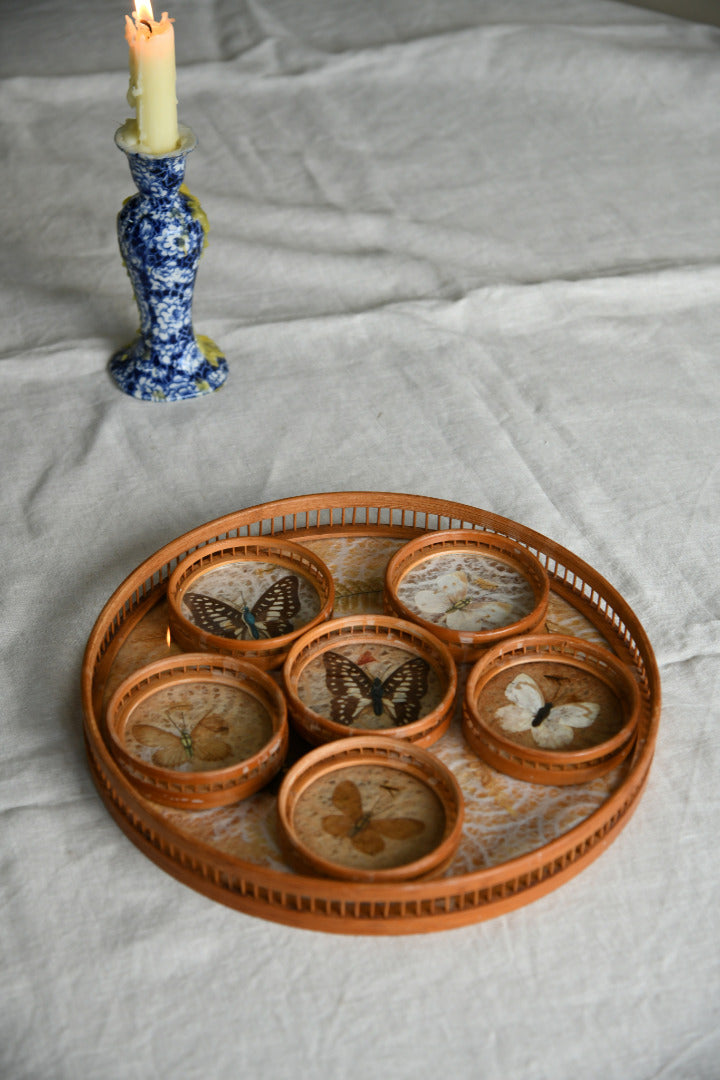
left=81, top=492, right=660, bottom=934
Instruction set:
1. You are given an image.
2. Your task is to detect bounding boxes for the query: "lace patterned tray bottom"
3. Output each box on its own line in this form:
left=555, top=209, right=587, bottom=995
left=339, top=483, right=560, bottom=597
left=101, top=536, right=626, bottom=877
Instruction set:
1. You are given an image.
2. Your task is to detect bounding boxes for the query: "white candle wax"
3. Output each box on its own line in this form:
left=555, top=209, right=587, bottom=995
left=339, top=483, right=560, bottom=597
left=125, top=4, right=179, bottom=155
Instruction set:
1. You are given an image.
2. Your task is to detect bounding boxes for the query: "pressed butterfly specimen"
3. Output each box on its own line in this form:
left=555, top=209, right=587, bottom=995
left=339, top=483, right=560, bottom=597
left=321, top=779, right=425, bottom=856
left=494, top=672, right=599, bottom=749
left=183, top=575, right=300, bottom=641
left=411, top=570, right=513, bottom=631
left=132, top=708, right=232, bottom=767
left=322, top=650, right=429, bottom=727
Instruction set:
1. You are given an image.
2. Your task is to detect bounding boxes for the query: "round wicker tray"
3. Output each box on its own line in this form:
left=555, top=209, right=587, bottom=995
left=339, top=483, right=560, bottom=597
left=81, top=492, right=660, bottom=934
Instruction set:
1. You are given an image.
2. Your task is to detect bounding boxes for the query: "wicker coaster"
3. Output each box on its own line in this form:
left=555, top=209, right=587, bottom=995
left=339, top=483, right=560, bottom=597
left=283, top=615, right=457, bottom=748
left=277, top=736, right=464, bottom=883
left=384, top=529, right=549, bottom=663
left=463, top=635, right=640, bottom=785
left=105, top=654, right=288, bottom=808
left=167, top=537, right=334, bottom=669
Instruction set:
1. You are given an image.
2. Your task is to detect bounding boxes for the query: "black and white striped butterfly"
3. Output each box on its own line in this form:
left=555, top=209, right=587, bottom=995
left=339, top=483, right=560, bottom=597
left=183, top=575, right=300, bottom=641
left=322, top=651, right=429, bottom=727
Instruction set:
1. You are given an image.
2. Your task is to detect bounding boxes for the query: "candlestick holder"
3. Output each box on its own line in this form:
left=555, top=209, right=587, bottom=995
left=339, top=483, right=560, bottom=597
left=110, top=123, right=228, bottom=402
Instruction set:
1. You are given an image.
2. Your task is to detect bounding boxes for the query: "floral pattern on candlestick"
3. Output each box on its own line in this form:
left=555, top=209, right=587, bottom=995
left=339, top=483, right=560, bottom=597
left=110, top=124, right=228, bottom=402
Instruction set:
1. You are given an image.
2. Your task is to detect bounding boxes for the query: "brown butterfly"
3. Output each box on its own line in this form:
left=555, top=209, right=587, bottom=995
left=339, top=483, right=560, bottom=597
left=321, top=779, right=425, bottom=856
left=132, top=708, right=232, bottom=768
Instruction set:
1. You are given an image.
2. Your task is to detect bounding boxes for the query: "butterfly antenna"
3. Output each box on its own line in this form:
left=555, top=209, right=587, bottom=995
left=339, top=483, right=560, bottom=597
left=166, top=709, right=189, bottom=734
left=367, top=791, right=394, bottom=819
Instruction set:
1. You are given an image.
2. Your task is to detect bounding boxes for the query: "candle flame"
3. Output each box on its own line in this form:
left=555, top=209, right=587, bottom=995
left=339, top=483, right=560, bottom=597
left=166, top=626, right=172, bottom=647
left=134, top=0, right=155, bottom=24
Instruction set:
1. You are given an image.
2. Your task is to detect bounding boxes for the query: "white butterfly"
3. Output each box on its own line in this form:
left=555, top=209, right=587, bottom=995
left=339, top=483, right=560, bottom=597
left=412, top=571, right=512, bottom=631
left=495, top=673, right=599, bottom=749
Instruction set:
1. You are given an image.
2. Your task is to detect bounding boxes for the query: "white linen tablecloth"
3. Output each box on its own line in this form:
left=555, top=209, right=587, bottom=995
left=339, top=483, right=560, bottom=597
left=2, top=1, right=718, bottom=1077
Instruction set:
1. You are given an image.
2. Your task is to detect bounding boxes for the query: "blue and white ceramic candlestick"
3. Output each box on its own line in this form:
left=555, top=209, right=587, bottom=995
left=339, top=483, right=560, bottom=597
left=110, top=123, right=228, bottom=402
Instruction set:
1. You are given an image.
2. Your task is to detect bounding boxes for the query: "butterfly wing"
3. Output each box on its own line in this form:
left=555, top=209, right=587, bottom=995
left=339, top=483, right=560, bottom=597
left=196, top=713, right=230, bottom=734
left=494, top=703, right=534, bottom=733
left=531, top=720, right=571, bottom=749
left=373, top=816, right=426, bottom=840
left=183, top=592, right=247, bottom=639
left=532, top=701, right=600, bottom=749
left=350, top=827, right=385, bottom=856
left=322, top=780, right=367, bottom=845
left=323, top=651, right=374, bottom=726
left=252, top=575, right=300, bottom=638
left=321, top=814, right=355, bottom=838
left=131, top=722, right=187, bottom=767
left=413, top=571, right=469, bottom=615
left=413, top=589, right=454, bottom=615
left=494, top=673, right=545, bottom=733
left=446, top=600, right=512, bottom=631
left=381, top=658, right=429, bottom=725
left=504, top=673, right=545, bottom=713
left=552, top=702, right=600, bottom=729
left=190, top=714, right=232, bottom=763
left=331, top=779, right=364, bottom=819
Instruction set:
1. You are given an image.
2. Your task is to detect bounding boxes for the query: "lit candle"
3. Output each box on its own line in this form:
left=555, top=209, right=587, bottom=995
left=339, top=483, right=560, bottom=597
left=125, top=1, right=179, bottom=155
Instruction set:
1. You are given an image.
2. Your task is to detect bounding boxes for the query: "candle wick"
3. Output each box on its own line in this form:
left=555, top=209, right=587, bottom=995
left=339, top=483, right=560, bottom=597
left=140, top=18, right=152, bottom=32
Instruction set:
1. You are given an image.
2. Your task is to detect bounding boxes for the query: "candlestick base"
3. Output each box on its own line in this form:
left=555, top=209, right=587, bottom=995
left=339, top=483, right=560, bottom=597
left=110, top=124, right=229, bottom=403
left=109, top=333, right=227, bottom=403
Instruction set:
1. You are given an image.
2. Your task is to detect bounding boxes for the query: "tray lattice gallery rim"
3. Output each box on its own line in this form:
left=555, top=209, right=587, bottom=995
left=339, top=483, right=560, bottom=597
left=81, top=492, right=660, bottom=934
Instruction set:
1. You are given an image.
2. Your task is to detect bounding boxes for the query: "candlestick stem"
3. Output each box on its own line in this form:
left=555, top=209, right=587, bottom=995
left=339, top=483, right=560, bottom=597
left=110, top=124, right=228, bottom=402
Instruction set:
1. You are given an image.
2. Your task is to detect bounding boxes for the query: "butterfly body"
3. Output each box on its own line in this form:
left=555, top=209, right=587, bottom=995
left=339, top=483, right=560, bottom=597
left=322, top=651, right=429, bottom=728
left=446, top=595, right=473, bottom=615
left=240, top=605, right=262, bottom=640
left=348, top=810, right=374, bottom=838
left=369, top=677, right=385, bottom=716
left=532, top=701, right=554, bottom=727
left=179, top=728, right=194, bottom=756
left=183, top=575, right=300, bottom=642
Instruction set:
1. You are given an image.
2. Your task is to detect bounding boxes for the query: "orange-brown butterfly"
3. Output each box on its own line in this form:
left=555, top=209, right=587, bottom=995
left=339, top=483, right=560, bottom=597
left=322, top=651, right=429, bottom=727
left=132, top=709, right=232, bottom=767
left=321, top=779, right=425, bottom=855
left=184, top=575, right=300, bottom=641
